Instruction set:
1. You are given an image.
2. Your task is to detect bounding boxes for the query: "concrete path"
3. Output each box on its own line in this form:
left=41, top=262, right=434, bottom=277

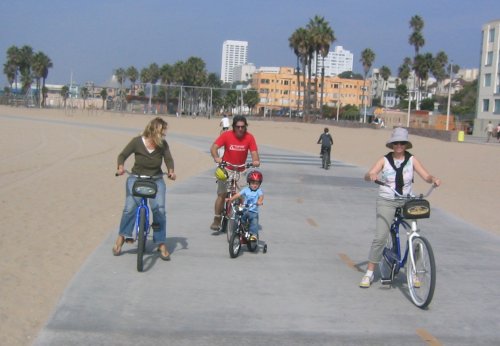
left=35, top=134, right=500, bottom=345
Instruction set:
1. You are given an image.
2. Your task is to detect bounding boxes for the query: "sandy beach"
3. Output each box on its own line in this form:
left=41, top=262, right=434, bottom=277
left=0, top=105, right=498, bottom=345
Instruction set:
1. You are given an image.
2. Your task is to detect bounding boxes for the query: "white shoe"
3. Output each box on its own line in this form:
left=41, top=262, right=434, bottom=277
left=359, top=274, right=374, bottom=288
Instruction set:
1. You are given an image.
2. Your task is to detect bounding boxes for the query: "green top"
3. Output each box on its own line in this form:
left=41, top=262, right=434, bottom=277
left=117, top=136, right=174, bottom=176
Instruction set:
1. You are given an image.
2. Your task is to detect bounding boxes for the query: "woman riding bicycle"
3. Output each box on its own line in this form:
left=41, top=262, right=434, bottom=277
left=113, top=117, right=176, bottom=260
left=360, top=127, right=441, bottom=288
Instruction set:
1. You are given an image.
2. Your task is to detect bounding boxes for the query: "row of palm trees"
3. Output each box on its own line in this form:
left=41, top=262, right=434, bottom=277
left=113, top=56, right=260, bottom=115
left=3, top=45, right=53, bottom=106
left=288, top=14, right=454, bottom=120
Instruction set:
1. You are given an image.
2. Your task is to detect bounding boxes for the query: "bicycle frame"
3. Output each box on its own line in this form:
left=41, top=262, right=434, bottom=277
left=382, top=208, right=418, bottom=282
left=134, top=197, right=151, bottom=241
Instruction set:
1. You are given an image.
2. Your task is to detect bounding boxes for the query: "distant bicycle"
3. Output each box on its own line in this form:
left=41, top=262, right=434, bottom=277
left=374, top=180, right=437, bottom=308
left=215, top=161, right=254, bottom=242
left=116, top=170, right=166, bottom=272
left=228, top=203, right=267, bottom=258
left=320, top=146, right=331, bottom=170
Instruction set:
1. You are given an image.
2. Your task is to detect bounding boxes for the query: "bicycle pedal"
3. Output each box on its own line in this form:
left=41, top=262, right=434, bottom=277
left=380, top=278, right=392, bottom=285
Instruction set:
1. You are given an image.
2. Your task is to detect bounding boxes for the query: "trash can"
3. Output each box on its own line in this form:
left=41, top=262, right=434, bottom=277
left=457, top=130, right=465, bottom=142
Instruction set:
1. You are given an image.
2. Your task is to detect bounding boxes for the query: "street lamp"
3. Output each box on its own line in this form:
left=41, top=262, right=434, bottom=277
left=446, top=62, right=453, bottom=131
left=361, top=86, right=368, bottom=123
left=407, top=89, right=412, bottom=128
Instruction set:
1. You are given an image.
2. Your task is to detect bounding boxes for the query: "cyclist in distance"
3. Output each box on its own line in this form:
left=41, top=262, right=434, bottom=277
left=360, top=127, right=441, bottom=288
left=226, top=170, right=264, bottom=241
left=209, top=115, right=260, bottom=230
left=113, top=117, right=176, bottom=260
left=317, top=127, right=333, bottom=166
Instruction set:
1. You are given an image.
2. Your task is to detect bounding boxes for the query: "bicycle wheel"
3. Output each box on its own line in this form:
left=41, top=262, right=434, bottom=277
left=407, top=236, right=436, bottom=308
left=229, top=229, right=241, bottom=258
left=227, top=217, right=237, bottom=242
left=322, top=151, right=328, bottom=169
left=137, top=208, right=146, bottom=272
left=220, top=198, right=231, bottom=234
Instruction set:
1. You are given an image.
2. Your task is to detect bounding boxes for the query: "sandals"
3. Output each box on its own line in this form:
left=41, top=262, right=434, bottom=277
left=112, top=236, right=125, bottom=256
left=157, top=246, right=171, bottom=261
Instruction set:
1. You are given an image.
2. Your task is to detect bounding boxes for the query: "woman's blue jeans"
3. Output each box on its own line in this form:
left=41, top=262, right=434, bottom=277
left=118, top=176, right=167, bottom=244
left=242, top=211, right=259, bottom=236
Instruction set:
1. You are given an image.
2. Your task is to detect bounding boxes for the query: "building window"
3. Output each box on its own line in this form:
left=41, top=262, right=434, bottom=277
left=485, top=73, right=492, bottom=87
left=483, top=99, right=490, bottom=112
left=489, top=28, right=495, bottom=43
left=486, top=51, right=493, bottom=66
left=495, top=99, right=500, bottom=114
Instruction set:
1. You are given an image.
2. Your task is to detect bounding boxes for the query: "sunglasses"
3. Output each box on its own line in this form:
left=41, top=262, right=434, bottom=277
left=392, top=141, right=408, bottom=146
left=235, top=125, right=246, bottom=129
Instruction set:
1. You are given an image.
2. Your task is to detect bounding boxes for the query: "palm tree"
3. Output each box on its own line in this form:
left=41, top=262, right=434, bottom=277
left=100, top=88, right=108, bottom=109
left=243, top=90, right=260, bottom=115
left=289, top=28, right=308, bottom=115
left=398, top=57, right=413, bottom=83
left=32, top=51, right=52, bottom=107
left=360, top=48, right=376, bottom=122
left=413, top=53, right=433, bottom=93
left=80, top=86, right=89, bottom=109
left=431, top=51, right=448, bottom=93
left=307, top=15, right=335, bottom=115
left=126, top=66, right=138, bottom=95
left=60, top=85, right=69, bottom=108
left=6, top=45, right=21, bottom=91
left=18, top=45, right=34, bottom=93
left=408, top=15, right=425, bottom=110
left=379, top=65, right=391, bottom=107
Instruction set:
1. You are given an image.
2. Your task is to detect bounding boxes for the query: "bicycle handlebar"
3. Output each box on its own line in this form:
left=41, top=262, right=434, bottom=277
left=374, top=179, right=436, bottom=199
left=218, top=161, right=254, bottom=169
left=116, top=170, right=167, bottom=180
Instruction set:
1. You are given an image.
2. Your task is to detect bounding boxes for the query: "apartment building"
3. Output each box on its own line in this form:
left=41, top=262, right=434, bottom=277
left=475, top=19, right=500, bottom=135
left=220, top=40, right=248, bottom=84
left=311, top=46, right=354, bottom=77
left=251, top=66, right=370, bottom=116
left=233, top=63, right=256, bottom=83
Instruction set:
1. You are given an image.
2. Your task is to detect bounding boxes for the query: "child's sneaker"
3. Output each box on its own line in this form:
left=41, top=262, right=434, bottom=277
left=249, top=234, right=258, bottom=241
left=359, top=274, right=374, bottom=288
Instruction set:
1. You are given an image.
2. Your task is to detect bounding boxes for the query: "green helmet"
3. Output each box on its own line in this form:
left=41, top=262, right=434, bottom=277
left=215, top=167, right=229, bottom=181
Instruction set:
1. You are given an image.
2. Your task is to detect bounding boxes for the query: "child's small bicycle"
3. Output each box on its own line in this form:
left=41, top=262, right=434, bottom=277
left=117, top=170, right=166, bottom=272
left=228, top=203, right=267, bottom=258
left=374, top=180, right=437, bottom=308
left=216, top=161, right=254, bottom=242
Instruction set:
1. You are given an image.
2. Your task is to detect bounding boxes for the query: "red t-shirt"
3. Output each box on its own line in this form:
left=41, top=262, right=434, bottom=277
left=214, top=130, right=258, bottom=169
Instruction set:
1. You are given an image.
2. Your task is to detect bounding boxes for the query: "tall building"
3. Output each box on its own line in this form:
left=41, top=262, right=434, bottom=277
left=311, top=46, right=354, bottom=77
left=220, top=40, right=248, bottom=84
left=233, top=63, right=256, bottom=83
left=475, top=19, right=500, bottom=135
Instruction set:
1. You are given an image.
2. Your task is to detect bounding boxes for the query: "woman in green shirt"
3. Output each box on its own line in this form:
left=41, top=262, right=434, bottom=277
left=113, top=117, right=176, bottom=260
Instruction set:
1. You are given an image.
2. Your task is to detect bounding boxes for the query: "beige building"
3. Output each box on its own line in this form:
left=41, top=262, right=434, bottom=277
left=251, top=66, right=370, bottom=116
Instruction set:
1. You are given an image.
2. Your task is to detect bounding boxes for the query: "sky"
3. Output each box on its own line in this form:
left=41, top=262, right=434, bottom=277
left=1, top=0, right=499, bottom=86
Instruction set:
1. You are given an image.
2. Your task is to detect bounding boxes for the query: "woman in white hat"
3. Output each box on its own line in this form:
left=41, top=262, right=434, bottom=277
left=360, top=127, right=441, bottom=288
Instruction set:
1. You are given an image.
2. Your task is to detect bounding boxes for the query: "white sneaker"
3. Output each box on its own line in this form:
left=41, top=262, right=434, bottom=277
left=359, top=274, right=374, bottom=288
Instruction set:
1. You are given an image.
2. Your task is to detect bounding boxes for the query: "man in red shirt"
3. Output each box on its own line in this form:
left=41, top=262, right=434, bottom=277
left=209, top=115, right=260, bottom=230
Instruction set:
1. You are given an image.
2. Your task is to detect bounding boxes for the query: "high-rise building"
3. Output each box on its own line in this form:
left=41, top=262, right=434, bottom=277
left=221, top=40, right=248, bottom=84
left=475, top=19, right=500, bottom=135
left=311, top=46, right=354, bottom=77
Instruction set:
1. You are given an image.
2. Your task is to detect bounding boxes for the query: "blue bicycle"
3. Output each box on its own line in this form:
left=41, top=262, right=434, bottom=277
left=375, top=180, right=437, bottom=309
left=117, top=170, right=165, bottom=272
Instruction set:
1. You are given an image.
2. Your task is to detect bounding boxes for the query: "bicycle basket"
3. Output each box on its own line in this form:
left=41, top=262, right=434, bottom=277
left=402, top=199, right=430, bottom=219
left=132, top=179, right=157, bottom=198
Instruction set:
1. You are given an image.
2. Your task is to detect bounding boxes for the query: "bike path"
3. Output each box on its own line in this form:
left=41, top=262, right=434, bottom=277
left=35, top=135, right=500, bottom=345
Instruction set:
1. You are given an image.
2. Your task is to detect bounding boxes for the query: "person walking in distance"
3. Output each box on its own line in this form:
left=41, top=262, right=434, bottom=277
left=486, top=121, right=494, bottom=142
left=317, top=127, right=333, bottom=167
left=209, top=115, right=260, bottom=230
